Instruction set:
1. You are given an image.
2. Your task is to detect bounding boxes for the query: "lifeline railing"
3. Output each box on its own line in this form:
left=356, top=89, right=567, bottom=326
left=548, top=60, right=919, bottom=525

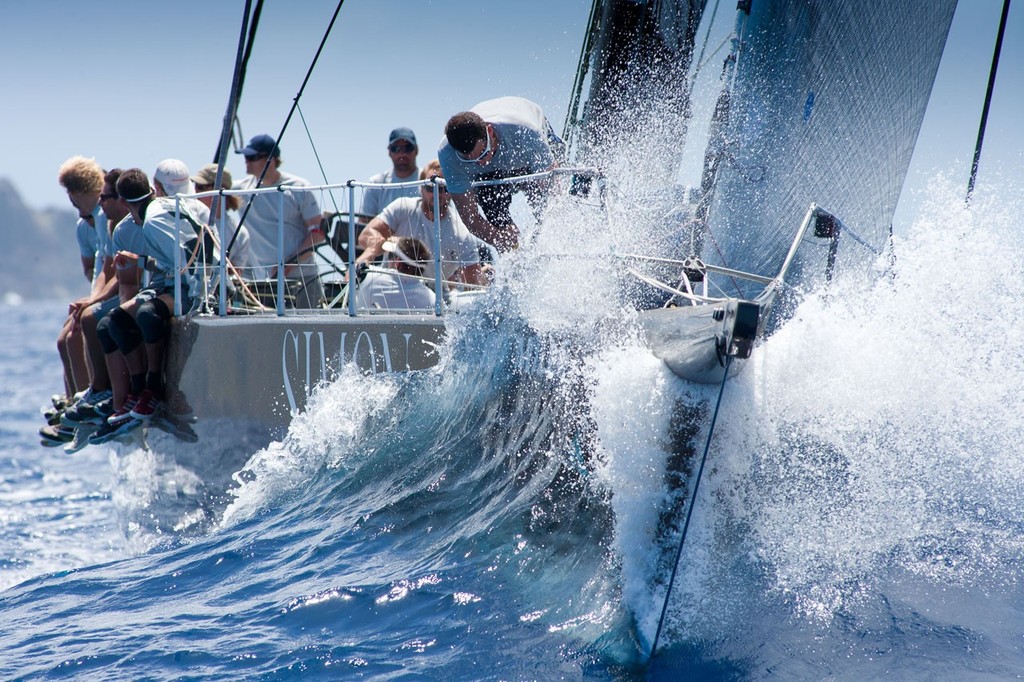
left=169, top=166, right=604, bottom=318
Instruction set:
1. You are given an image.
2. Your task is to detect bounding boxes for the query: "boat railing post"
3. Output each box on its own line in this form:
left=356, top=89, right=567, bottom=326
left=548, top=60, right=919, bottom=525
left=218, top=201, right=227, bottom=317
left=276, top=188, right=285, bottom=316
left=173, top=197, right=182, bottom=317
left=432, top=177, right=444, bottom=317
left=347, top=181, right=356, bottom=317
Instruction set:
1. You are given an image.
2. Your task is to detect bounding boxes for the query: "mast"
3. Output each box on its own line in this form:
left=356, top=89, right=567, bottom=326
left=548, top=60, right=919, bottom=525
left=966, top=0, right=1012, bottom=205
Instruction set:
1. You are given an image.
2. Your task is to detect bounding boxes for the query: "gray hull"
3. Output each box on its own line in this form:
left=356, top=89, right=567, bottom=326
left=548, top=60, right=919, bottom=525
left=637, top=300, right=758, bottom=385
left=165, top=313, right=445, bottom=430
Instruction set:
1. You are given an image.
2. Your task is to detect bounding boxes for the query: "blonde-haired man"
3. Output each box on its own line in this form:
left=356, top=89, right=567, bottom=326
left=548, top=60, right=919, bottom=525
left=41, top=156, right=111, bottom=446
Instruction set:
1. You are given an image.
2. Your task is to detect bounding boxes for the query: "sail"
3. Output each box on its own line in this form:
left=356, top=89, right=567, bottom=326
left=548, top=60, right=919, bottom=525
left=568, top=0, right=706, bottom=181
left=701, top=0, right=958, bottom=293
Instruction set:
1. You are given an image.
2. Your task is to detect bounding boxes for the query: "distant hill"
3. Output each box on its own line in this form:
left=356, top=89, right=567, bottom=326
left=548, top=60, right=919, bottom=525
left=0, top=178, right=87, bottom=302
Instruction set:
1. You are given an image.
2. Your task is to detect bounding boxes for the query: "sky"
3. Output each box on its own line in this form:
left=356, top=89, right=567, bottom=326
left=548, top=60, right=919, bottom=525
left=0, top=0, right=1019, bottom=236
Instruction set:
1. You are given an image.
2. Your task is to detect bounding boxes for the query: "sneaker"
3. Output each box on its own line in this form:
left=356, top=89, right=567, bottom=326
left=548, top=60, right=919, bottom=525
left=151, top=414, right=199, bottom=443
left=107, top=395, right=139, bottom=426
left=129, top=390, right=161, bottom=420
left=88, top=417, right=142, bottom=445
left=42, top=395, right=70, bottom=425
left=61, top=392, right=114, bottom=426
left=39, top=424, right=75, bottom=447
left=64, top=425, right=97, bottom=454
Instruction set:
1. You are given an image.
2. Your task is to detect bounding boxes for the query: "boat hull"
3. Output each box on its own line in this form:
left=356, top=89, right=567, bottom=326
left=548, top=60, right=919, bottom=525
left=637, top=302, right=748, bottom=384
left=164, top=313, right=446, bottom=431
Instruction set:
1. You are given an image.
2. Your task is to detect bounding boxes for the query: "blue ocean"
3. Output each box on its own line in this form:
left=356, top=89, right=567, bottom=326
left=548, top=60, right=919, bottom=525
left=2, top=177, right=1023, bottom=679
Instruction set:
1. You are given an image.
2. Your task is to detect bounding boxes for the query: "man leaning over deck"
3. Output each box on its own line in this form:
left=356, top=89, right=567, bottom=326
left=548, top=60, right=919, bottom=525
left=234, top=134, right=326, bottom=308
left=437, top=96, right=563, bottom=253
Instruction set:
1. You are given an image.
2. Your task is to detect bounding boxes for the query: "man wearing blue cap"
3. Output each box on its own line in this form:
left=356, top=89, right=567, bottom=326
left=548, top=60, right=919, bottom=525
left=234, top=133, right=325, bottom=308
left=360, top=127, right=420, bottom=220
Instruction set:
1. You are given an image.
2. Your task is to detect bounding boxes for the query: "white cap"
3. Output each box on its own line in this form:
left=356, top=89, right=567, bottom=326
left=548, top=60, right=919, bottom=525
left=154, top=158, right=192, bottom=197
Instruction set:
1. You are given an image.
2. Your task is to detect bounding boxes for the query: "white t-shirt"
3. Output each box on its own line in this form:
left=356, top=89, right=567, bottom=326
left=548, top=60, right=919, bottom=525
left=235, top=171, right=321, bottom=279
left=360, top=167, right=420, bottom=219
left=354, top=270, right=436, bottom=312
left=378, top=197, right=482, bottom=281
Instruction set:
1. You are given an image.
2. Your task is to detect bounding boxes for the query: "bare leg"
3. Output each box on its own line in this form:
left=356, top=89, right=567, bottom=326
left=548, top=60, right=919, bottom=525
left=57, top=315, right=89, bottom=397
left=104, top=351, right=130, bottom=410
left=80, top=305, right=111, bottom=392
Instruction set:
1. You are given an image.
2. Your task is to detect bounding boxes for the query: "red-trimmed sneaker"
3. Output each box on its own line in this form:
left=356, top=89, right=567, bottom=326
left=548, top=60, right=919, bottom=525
left=107, top=394, right=139, bottom=426
left=129, top=390, right=161, bottom=420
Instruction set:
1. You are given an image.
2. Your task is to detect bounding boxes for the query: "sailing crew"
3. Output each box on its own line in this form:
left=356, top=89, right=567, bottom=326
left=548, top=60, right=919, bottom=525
left=234, top=133, right=326, bottom=309
left=356, top=160, right=489, bottom=288
left=59, top=169, right=134, bottom=448
left=93, top=164, right=212, bottom=439
left=354, top=237, right=436, bottom=312
left=438, top=96, right=563, bottom=253
left=40, top=156, right=112, bottom=447
left=360, top=127, right=421, bottom=220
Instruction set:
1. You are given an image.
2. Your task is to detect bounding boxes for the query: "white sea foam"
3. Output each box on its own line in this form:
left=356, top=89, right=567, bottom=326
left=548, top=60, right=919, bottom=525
left=692, top=174, right=1024, bottom=621
left=219, top=365, right=401, bottom=527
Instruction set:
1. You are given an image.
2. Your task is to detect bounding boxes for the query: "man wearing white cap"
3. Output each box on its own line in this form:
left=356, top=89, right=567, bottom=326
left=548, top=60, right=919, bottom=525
left=360, top=127, right=420, bottom=220
left=93, top=166, right=215, bottom=432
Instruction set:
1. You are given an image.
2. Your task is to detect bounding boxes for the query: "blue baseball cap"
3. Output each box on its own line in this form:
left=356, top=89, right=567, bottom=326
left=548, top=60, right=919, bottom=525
left=388, top=127, right=417, bottom=146
left=237, top=134, right=280, bottom=158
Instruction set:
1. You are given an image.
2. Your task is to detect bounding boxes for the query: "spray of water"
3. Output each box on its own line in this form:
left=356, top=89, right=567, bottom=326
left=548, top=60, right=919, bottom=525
left=647, top=175, right=1024, bottom=640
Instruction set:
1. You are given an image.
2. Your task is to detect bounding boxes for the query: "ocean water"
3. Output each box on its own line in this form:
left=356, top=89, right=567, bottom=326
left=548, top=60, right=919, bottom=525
left=2, top=176, right=1024, bottom=679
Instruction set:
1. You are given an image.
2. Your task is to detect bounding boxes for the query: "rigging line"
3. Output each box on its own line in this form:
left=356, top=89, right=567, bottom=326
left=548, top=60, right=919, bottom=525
left=296, top=103, right=342, bottom=216
left=649, top=353, right=733, bottom=661
left=197, top=0, right=255, bottom=313
left=966, top=0, right=1011, bottom=205
left=214, top=0, right=262, bottom=164
left=563, top=0, right=603, bottom=143
left=692, top=0, right=724, bottom=77
left=231, top=0, right=348, bottom=256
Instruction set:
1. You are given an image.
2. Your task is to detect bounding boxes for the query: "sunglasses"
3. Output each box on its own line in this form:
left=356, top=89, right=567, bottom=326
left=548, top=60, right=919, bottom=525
left=389, top=143, right=416, bottom=154
left=456, top=130, right=491, bottom=164
left=421, top=184, right=448, bottom=194
left=99, top=192, right=119, bottom=201
left=244, top=154, right=268, bottom=162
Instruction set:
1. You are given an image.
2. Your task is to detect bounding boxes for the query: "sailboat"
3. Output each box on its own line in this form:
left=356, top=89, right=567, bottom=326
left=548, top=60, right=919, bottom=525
left=149, top=0, right=959, bottom=456
left=563, top=0, right=959, bottom=385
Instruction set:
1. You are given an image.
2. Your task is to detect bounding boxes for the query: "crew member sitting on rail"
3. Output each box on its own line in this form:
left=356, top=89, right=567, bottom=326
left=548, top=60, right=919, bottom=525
left=59, top=169, right=133, bottom=447
left=41, top=156, right=112, bottom=447
left=437, top=96, right=563, bottom=253
left=95, top=164, right=213, bottom=437
left=354, top=237, right=436, bottom=312
left=356, top=159, right=489, bottom=289
left=234, top=134, right=326, bottom=308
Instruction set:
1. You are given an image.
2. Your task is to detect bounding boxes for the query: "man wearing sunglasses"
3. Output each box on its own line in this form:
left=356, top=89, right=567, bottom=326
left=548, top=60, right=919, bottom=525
left=355, top=160, right=487, bottom=288
left=438, top=96, right=563, bottom=253
left=360, top=127, right=421, bottom=221
left=234, top=134, right=326, bottom=308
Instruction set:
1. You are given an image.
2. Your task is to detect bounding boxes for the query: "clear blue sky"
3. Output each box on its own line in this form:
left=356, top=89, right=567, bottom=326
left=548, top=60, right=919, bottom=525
left=0, top=0, right=1019, bottom=235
